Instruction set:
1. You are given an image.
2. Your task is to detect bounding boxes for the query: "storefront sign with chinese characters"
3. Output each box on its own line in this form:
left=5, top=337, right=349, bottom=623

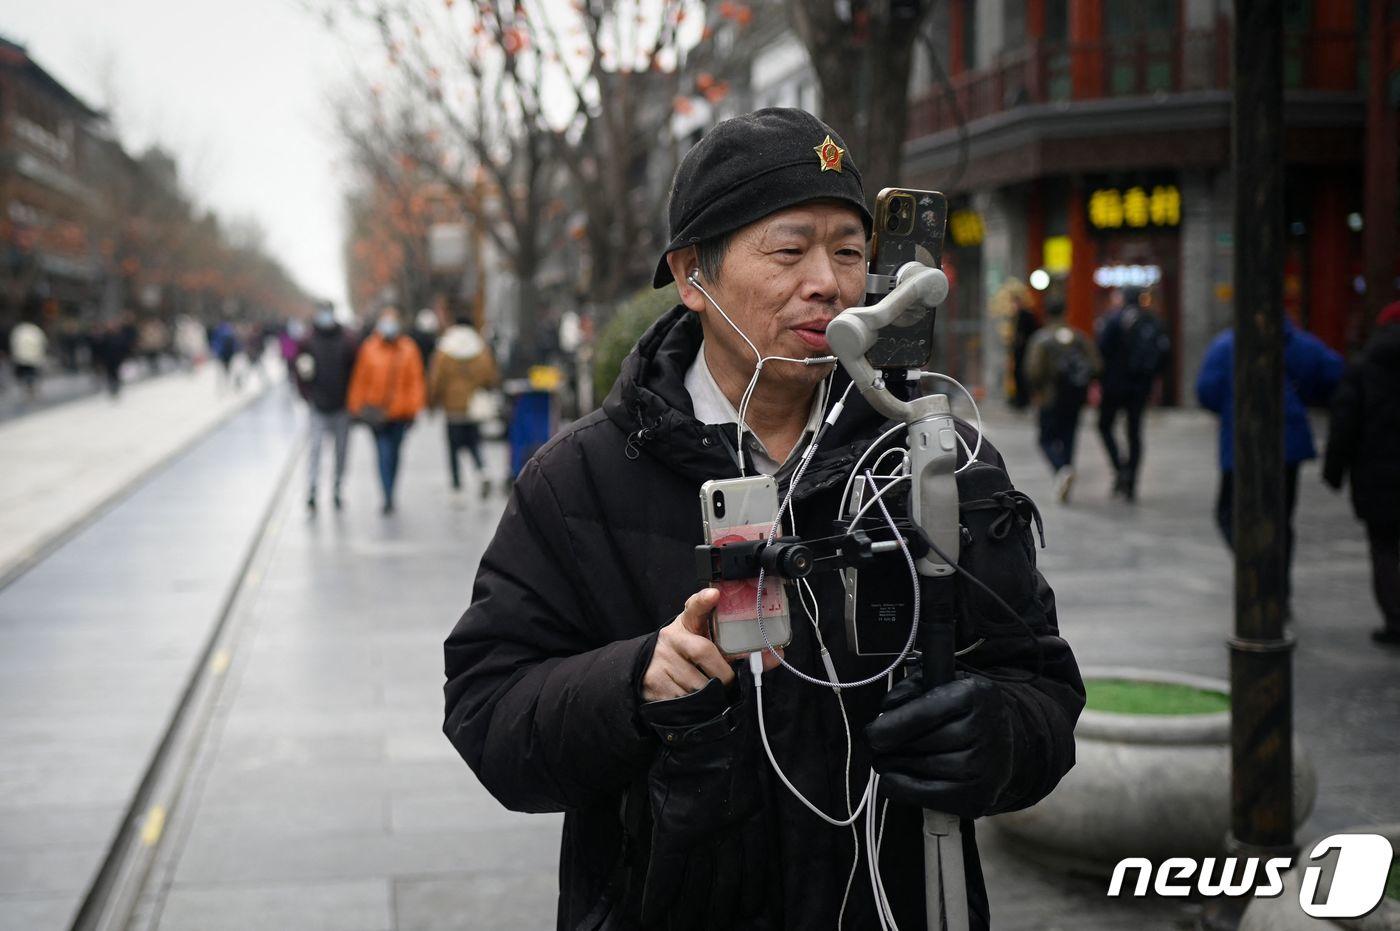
left=1088, top=185, right=1181, bottom=230
left=948, top=209, right=985, bottom=247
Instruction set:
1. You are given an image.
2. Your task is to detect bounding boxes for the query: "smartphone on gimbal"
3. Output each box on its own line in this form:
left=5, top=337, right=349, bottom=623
left=698, top=476, right=793, bottom=656
left=864, top=187, right=949, bottom=370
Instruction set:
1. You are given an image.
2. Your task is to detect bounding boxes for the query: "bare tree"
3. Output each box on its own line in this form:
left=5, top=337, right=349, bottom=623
left=788, top=0, right=935, bottom=194
left=519, top=0, right=692, bottom=300
left=313, top=0, right=708, bottom=314
left=334, top=94, right=438, bottom=315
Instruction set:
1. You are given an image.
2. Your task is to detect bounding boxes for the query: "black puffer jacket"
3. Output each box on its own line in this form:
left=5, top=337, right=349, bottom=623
left=295, top=324, right=359, bottom=413
left=1324, top=322, right=1400, bottom=522
left=443, top=307, right=1084, bottom=930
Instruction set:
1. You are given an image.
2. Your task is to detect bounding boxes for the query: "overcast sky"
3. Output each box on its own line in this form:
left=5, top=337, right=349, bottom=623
left=1, top=0, right=362, bottom=309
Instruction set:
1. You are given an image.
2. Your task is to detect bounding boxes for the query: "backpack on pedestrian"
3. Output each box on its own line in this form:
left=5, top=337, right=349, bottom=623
left=1054, top=336, right=1096, bottom=406
left=1124, top=312, right=1170, bottom=378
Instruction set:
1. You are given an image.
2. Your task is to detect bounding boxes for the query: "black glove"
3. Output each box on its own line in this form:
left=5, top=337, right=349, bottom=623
left=635, top=676, right=768, bottom=929
left=865, top=671, right=1014, bottom=818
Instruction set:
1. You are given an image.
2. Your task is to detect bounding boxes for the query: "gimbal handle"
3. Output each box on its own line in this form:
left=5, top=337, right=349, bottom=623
left=828, top=260, right=971, bottom=931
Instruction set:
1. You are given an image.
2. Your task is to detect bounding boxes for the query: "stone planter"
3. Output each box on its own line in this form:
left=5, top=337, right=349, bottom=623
left=1239, top=823, right=1400, bottom=931
left=988, top=666, right=1317, bottom=877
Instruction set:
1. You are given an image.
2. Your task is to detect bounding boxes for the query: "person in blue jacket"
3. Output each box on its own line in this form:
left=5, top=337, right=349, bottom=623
left=1195, top=318, right=1343, bottom=609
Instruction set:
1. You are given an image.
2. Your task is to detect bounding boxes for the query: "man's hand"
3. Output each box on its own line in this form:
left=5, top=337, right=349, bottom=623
left=865, top=673, right=1015, bottom=818
left=641, top=588, right=782, bottom=702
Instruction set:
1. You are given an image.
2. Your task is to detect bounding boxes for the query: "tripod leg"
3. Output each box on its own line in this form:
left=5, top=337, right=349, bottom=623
left=924, top=811, right=970, bottom=931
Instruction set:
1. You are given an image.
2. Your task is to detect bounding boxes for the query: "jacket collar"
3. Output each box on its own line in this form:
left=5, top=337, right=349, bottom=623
left=602, top=305, right=899, bottom=497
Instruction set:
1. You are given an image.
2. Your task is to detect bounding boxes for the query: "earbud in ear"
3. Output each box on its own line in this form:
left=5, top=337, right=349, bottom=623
left=688, top=269, right=700, bottom=284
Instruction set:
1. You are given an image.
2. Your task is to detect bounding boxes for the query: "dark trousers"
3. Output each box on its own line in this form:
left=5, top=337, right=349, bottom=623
left=373, top=421, right=410, bottom=504
left=1098, top=391, right=1148, bottom=486
left=446, top=421, right=484, bottom=488
left=1364, top=519, right=1400, bottom=630
left=1215, top=465, right=1300, bottom=601
left=1037, top=402, right=1083, bottom=473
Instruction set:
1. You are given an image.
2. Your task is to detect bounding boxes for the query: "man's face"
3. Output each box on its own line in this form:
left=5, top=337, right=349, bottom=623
left=676, top=202, right=867, bottom=391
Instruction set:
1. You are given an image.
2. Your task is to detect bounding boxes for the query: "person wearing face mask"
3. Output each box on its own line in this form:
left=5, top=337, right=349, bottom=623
left=347, top=305, right=427, bottom=514
left=443, top=108, right=1082, bottom=930
left=295, top=301, right=361, bottom=511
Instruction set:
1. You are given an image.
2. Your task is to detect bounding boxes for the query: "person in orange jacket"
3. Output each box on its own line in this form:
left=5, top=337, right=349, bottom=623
left=347, top=306, right=426, bottom=514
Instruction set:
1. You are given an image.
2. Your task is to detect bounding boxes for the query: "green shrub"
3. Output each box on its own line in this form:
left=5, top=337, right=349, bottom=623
left=593, top=284, right=678, bottom=405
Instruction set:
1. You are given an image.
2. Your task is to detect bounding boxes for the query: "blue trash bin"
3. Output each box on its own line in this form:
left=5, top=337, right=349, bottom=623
left=507, top=389, right=554, bottom=479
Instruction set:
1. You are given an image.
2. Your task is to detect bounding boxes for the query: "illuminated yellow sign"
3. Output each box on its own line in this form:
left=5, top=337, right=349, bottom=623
left=949, top=209, right=984, bottom=247
left=1042, top=235, right=1071, bottom=274
left=1088, top=185, right=1180, bottom=230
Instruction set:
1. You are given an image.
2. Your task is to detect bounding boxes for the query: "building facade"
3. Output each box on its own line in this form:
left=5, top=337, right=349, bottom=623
left=901, top=0, right=1397, bottom=404
left=0, top=37, right=113, bottom=330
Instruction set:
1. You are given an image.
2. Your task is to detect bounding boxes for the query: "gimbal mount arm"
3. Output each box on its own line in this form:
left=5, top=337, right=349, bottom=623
left=826, top=262, right=960, bottom=584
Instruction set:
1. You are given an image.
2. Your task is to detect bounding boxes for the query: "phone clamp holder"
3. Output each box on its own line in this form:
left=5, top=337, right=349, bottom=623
left=695, top=537, right=813, bottom=588
left=865, top=271, right=900, bottom=295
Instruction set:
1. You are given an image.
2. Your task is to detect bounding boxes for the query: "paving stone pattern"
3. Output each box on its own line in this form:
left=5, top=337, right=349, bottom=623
left=132, top=416, right=557, bottom=931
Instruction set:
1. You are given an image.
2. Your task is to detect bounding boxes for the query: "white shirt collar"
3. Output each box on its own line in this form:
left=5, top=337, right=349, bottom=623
left=684, top=340, right=826, bottom=476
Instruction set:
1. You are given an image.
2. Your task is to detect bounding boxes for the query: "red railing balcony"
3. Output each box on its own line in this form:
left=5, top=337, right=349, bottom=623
left=907, top=25, right=1363, bottom=141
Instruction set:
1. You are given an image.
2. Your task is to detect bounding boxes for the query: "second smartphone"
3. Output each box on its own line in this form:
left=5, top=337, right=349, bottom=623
left=698, top=475, right=793, bottom=655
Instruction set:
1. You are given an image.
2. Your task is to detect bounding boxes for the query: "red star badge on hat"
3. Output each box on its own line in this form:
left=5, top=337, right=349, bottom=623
left=814, top=135, right=844, bottom=172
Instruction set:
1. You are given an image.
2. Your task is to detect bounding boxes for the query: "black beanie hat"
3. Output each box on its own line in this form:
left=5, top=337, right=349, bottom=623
left=653, top=107, right=872, bottom=288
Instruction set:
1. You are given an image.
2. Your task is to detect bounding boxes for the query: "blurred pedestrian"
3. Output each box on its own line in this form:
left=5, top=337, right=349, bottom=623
left=209, top=320, right=240, bottom=388
left=57, top=316, right=83, bottom=372
left=1323, top=301, right=1400, bottom=647
left=9, top=313, right=48, bottom=402
left=411, top=307, right=440, bottom=367
left=92, top=320, right=133, bottom=397
left=347, top=307, right=426, bottom=515
left=279, top=318, right=305, bottom=384
left=427, top=310, right=499, bottom=499
left=137, top=316, right=169, bottom=375
left=1196, top=317, right=1343, bottom=611
left=296, top=302, right=360, bottom=512
left=1025, top=301, right=1101, bottom=502
left=174, top=315, right=207, bottom=371
left=243, top=321, right=270, bottom=386
left=996, top=279, right=1040, bottom=410
left=1096, top=287, right=1171, bottom=501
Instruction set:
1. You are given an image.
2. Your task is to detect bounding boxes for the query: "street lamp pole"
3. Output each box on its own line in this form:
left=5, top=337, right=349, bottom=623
left=1229, top=0, right=1295, bottom=866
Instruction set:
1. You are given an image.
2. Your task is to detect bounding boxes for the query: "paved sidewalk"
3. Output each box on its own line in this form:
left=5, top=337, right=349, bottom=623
left=0, top=364, right=277, bottom=585
left=93, top=402, right=1400, bottom=929
left=132, top=421, right=553, bottom=931
left=0, top=390, right=303, bottom=930
left=0, top=366, right=159, bottom=425
left=974, top=402, right=1398, bottom=928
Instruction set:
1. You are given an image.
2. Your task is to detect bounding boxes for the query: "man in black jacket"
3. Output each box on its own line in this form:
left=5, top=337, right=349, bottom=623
left=296, top=301, right=359, bottom=511
left=1096, top=287, right=1169, bottom=502
left=1324, top=301, right=1400, bottom=646
left=443, top=108, right=1083, bottom=930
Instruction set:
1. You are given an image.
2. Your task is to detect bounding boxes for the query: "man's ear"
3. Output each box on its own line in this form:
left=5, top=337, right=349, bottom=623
left=666, top=247, right=705, bottom=313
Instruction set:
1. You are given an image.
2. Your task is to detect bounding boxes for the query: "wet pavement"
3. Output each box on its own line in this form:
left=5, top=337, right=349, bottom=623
left=0, top=392, right=1394, bottom=930
left=0, top=386, right=302, bottom=929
